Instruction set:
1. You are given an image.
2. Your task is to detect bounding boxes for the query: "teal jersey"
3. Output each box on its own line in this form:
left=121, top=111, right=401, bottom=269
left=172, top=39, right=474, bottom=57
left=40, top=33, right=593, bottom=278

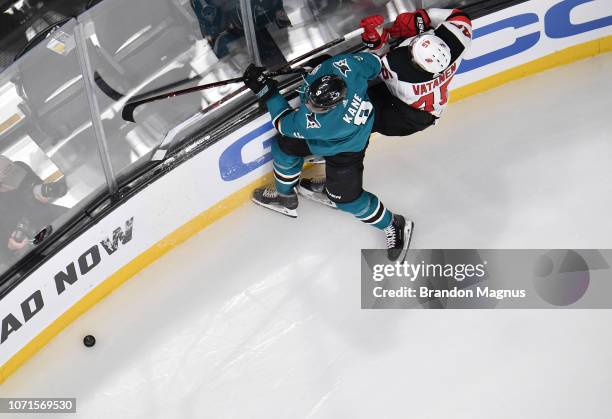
left=265, top=52, right=381, bottom=156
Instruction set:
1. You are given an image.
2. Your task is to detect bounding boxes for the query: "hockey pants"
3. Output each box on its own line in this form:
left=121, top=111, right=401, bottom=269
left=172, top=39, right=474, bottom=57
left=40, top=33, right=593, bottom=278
left=368, top=82, right=437, bottom=137
left=272, top=136, right=392, bottom=230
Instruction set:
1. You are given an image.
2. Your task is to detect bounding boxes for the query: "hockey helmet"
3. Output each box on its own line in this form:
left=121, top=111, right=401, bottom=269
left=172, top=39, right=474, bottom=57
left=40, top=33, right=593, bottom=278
left=410, top=33, right=451, bottom=74
left=305, top=75, right=347, bottom=113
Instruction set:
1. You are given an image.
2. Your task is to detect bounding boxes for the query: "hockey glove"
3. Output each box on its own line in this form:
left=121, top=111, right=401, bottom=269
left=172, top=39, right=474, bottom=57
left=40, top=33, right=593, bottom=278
left=243, top=64, right=278, bottom=101
left=360, top=15, right=389, bottom=50
left=389, top=9, right=431, bottom=39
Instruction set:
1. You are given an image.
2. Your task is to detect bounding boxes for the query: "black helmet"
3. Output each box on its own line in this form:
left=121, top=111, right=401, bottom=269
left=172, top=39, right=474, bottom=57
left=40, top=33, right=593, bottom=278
left=305, top=75, right=347, bottom=113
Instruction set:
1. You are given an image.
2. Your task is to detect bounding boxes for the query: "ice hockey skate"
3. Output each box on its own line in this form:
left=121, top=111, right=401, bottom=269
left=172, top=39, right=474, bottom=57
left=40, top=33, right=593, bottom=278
left=252, top=186, right=299, bottom=218
left=304, top=155, right=325, bottom=164
left=384, top=214, right=414, bottom=261
left=297, top=177, right=337, bottom=208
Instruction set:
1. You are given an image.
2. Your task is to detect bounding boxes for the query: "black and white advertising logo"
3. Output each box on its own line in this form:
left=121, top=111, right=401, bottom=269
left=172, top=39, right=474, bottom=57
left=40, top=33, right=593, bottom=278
left=1, top=217, right=135, bottom=346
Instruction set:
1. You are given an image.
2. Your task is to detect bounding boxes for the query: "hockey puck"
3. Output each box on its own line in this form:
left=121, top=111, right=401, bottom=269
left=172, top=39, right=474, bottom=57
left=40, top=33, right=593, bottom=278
left=83, top=335, right=96, bottom=347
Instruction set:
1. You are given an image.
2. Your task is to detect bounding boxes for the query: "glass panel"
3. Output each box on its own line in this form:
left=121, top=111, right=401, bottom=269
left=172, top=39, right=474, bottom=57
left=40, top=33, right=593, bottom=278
left=0, top=18, right=108, bottom=276
left=81, top=0, right=256, bottom=177
left=0, top=0, right=91, bottom=73
left=253, top=0, right=419, bottom=63
left=420, top=0, right=460, bottom=8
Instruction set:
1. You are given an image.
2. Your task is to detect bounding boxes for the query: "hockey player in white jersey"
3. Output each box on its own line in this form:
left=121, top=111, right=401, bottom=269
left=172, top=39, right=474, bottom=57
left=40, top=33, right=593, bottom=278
left=358, top=7, right=472, bottom=136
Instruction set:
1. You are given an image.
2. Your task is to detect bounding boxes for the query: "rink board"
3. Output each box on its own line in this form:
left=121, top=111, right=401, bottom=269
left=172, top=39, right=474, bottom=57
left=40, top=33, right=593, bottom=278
left=1, top=0, right=611, bottom=382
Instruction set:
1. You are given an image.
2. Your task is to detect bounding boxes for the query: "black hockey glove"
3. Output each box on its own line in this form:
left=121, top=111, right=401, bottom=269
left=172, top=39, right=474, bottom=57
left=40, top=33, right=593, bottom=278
left=243, top=64, right=278, bottom=101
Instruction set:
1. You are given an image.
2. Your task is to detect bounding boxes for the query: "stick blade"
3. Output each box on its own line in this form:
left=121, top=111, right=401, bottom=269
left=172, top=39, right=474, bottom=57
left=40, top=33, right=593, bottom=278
left=121, top=103, right=137, bottom=122
left=94, top=71, right=124, bottom=101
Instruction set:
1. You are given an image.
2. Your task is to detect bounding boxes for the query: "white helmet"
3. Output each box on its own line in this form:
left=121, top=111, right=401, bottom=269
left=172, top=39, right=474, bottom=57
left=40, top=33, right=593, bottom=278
left=411, top=33, right=451, bottom=74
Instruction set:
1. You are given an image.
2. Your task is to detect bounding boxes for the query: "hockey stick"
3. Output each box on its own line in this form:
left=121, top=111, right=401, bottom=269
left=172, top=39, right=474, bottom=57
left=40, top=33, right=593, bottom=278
left=148, top=31, right=362, bottom=159
left=94, top=32, right=346, bottom=104
left=94, top=71, right=124, bottom=101
left=121, top=67, right=307, bottom=122
left=92, top=28, right=360, bottom=124
left=94, top=71, right=205, bottom=102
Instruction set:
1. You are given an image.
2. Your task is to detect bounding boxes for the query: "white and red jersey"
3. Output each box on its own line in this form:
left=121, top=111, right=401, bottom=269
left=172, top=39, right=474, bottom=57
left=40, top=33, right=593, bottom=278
left=380, top=8, right=472, bottom=118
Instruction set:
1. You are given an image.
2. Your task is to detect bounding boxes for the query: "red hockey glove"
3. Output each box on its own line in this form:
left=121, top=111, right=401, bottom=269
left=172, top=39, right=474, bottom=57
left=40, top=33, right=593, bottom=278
left=243, top=64, right=278, bottom=101
left=360, top=15, right=389, bottom=50
left=389, top=9, right=431, bottom=39
left=361, top=14, right=384, bottom=28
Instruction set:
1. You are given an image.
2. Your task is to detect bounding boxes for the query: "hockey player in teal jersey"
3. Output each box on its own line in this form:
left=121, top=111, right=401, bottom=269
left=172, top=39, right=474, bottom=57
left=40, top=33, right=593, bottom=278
left=243, top=53, right=413, bottom=260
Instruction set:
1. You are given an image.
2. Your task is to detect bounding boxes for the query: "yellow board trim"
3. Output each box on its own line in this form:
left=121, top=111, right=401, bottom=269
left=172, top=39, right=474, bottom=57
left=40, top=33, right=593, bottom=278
left=0, top=172, right=274, bottom=383
left=1, top=36, right=611, bottom=384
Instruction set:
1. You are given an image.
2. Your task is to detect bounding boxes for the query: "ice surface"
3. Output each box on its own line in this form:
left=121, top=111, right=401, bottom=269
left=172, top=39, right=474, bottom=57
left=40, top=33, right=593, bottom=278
left=3, top=54, right=612, bottom=419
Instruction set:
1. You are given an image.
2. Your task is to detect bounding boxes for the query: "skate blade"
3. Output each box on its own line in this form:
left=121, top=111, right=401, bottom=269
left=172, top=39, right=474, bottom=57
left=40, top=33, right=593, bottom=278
left=399, top=221, right=415, bottom=262
left=251, top=197, right=298, bottom=218
left=304, top=155, right=325, bottom=164
left=296, top=185, right=337, bottom=208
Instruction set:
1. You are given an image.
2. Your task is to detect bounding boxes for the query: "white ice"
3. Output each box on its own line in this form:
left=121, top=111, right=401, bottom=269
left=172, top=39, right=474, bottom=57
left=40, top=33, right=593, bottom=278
left=3, top=54, right=612, bottom=419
